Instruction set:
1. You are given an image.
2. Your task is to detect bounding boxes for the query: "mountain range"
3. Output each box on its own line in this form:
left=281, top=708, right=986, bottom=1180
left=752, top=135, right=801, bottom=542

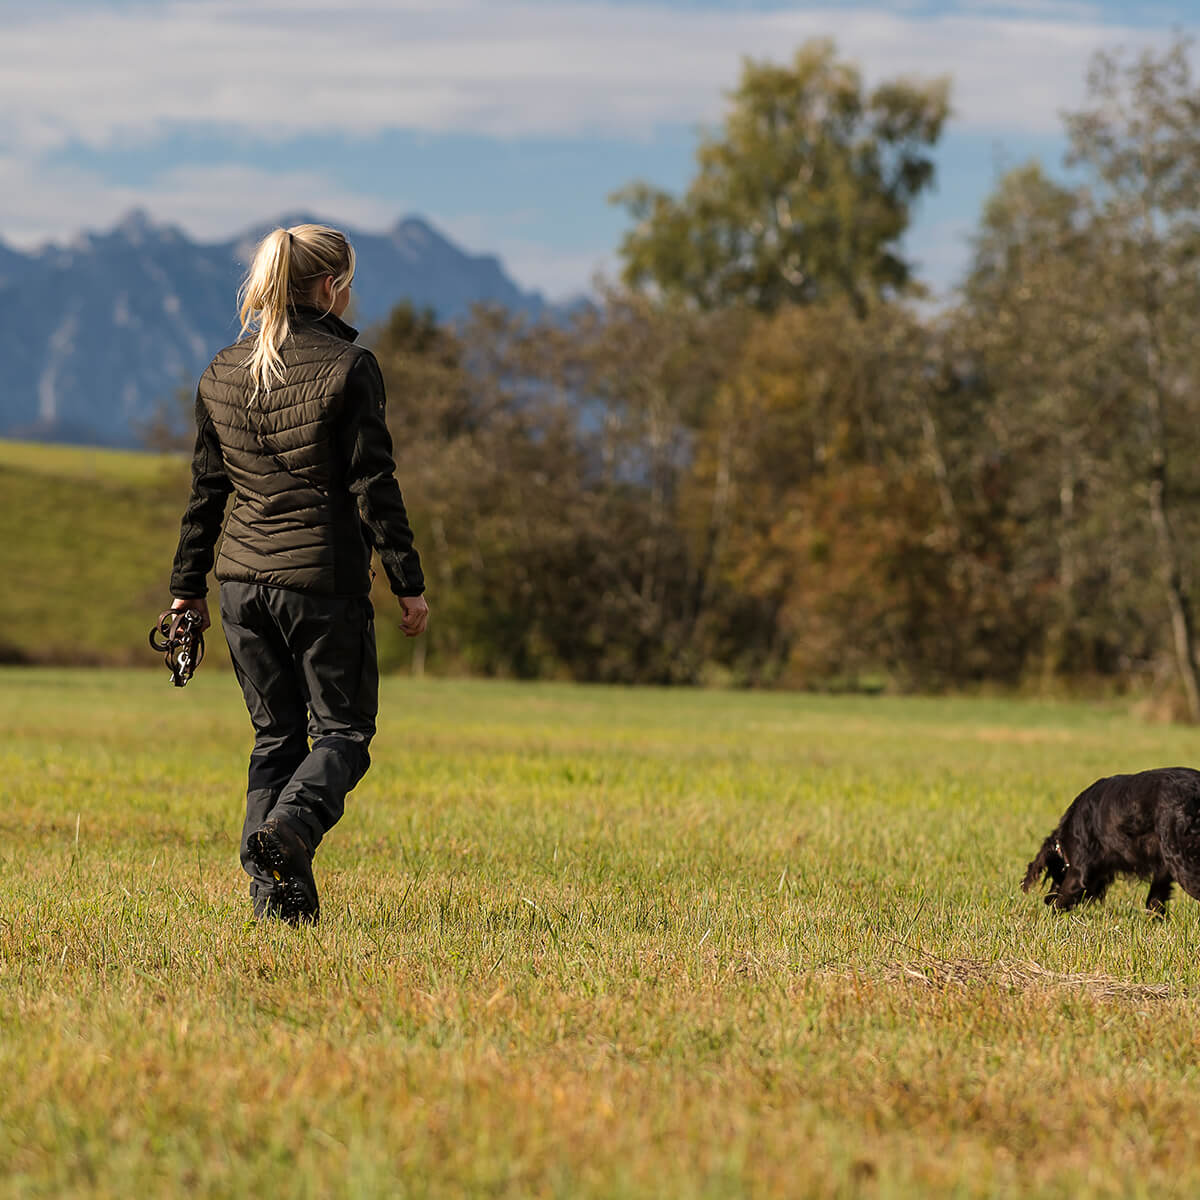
left=0, top=211, right=551, bottom=447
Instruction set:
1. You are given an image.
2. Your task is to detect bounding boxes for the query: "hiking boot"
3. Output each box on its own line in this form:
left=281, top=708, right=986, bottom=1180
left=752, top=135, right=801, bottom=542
left=247, top=818, right=319, bottom=926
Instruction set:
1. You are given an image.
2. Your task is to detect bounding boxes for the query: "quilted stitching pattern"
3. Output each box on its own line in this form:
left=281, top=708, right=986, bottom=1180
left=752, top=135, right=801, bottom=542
left=201, top=326, right=371, bottom=594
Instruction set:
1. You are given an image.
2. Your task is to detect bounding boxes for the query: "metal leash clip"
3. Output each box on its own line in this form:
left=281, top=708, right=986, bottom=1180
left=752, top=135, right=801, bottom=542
left=149, top=609, right=206, bottom=687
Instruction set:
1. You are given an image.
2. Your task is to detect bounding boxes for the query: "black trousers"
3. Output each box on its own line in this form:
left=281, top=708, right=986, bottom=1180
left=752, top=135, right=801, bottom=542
left=219, top=582, right=379, bottom=904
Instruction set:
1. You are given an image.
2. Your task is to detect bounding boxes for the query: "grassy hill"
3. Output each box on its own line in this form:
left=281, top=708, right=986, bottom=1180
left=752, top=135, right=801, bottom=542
left=0, top=439, right=415, bottom=671
left=0, top=440, right=197, bottom=666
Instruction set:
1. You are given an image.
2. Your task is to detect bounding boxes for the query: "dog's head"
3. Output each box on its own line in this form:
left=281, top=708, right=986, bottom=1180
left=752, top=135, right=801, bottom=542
left=1022, top=833, right=1068, bottom=894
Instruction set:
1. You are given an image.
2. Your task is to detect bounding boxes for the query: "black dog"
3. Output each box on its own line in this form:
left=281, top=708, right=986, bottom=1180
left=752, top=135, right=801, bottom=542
left=1023, top=767, right=1200, bottom=914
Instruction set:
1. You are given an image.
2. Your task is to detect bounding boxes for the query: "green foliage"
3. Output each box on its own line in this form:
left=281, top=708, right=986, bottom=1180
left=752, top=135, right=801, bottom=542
left=372, top=297, right=753, bottom=683
left=954, top=34, right=1200, bottom=711
left=613, top=40, right=949, bottom=313
left=9, top=672, right=1200, bottom=1195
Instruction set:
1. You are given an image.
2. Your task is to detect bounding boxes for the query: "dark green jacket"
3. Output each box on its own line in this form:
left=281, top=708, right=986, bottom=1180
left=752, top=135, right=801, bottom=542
left=170, top=308, right=424, bottom=599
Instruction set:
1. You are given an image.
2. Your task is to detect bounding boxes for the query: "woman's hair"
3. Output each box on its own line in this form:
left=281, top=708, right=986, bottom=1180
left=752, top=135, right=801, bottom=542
left=237, top=223, right=356, bottom=393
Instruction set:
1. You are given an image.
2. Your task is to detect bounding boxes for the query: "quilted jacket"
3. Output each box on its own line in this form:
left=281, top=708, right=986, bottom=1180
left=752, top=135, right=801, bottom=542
left=169, top=307, right=424, bottom=599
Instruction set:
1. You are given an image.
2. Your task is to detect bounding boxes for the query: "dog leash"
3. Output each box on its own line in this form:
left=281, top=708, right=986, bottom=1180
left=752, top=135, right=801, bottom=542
left=149, top=609, right=205, bottom=687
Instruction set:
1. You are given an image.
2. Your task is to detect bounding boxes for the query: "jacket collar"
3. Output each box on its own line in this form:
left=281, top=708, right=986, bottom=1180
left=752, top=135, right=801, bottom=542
left=289, top=305, right=359, bottom=343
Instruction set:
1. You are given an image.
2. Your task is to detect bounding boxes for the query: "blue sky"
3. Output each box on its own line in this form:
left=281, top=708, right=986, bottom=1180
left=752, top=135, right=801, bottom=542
left=1, top=0, right=1194, bottom=299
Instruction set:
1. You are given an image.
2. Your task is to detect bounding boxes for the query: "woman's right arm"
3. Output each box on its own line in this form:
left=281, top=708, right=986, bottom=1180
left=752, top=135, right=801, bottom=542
left=169, top=387, right=232, bottom=617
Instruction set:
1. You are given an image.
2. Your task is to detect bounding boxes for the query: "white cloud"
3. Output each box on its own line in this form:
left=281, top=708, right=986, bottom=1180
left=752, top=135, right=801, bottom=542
left=0, top=0, right=1182, bottom=298
left=0, top=0, right=1171, bottom=150
left=954, top=0, right=1102, bottom=16
left=0, top=158, right=395, bottom=247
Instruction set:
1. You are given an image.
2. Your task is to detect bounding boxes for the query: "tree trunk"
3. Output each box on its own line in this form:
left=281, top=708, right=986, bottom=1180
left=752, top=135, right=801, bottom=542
left=1044, top=465, right=1078, bottom=683
left=1146, top=396, right=1200, bottom=721
left=1136, top=221, right=1200, bottom=720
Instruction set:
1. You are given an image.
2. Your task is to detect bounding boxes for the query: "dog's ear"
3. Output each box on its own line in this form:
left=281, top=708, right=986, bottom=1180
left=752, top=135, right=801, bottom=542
left=1023, top=836, right=1063, bottom=893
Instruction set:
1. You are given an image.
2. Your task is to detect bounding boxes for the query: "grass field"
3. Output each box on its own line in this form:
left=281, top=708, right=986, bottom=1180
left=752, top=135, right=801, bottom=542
left=5, top=672, right=1200, bottom=1196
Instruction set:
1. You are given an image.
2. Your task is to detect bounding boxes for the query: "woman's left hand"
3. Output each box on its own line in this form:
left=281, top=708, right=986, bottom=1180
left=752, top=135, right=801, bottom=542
left=399, top=594, right=429, bottom=637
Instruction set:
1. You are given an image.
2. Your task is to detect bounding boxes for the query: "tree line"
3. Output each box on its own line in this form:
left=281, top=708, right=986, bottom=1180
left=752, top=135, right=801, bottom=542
left=145, top=37, right=1200, bottom=710
left=366, top=36, right=1200, bottom=713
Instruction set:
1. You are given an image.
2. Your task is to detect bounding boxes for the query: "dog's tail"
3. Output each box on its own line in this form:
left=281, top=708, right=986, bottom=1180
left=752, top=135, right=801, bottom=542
left=1022, top=835, right=1062, bottom=893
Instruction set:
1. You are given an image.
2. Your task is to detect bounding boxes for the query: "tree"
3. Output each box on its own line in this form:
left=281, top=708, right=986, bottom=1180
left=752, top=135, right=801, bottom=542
left=956, top=163, right=1135, bottom=684
left=140, top=381, right=196, bottom=452
left=685, top=296, right=1005, bottom=688
left=612, top=39, right=949, bottom=315
left=370, top=296, right=754, bottom=683
left=949, top=36, right=1200, bottom=712
left=1064, top=36, right=1200, bottom=718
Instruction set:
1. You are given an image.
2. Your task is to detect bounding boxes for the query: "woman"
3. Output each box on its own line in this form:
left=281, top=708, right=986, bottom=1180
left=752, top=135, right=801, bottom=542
left=168, top=223, right=429, bottom=925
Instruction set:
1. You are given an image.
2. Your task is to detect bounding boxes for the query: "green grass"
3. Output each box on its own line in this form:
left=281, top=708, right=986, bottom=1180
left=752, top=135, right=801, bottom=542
left=5, top=673, right=1200, bottom=1196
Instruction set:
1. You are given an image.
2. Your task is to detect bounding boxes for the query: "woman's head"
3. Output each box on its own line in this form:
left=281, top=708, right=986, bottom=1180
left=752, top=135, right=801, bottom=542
left=238, top=223, right=356, bottom=391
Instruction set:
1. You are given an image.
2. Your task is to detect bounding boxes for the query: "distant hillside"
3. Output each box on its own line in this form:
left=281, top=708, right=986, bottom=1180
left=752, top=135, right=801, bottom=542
left=0, top=211, right=550, bottom=447
left=0, top=439, right=197, bottom=667
left=0, top=439, right=416, bottom=671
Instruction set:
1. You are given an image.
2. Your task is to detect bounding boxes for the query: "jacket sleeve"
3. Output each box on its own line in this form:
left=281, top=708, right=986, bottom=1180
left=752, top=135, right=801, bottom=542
left=343, top=351, right=426, bottom=597
left=169, top=387, right=232, bottom=598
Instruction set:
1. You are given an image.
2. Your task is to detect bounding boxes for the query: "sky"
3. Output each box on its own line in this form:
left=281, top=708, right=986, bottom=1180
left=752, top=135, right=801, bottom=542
left=1, top=0, right=1194, bottom=301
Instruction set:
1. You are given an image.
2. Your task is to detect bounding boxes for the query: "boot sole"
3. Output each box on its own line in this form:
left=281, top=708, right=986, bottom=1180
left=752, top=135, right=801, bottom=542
left=247, top=827, right=319, bottom=926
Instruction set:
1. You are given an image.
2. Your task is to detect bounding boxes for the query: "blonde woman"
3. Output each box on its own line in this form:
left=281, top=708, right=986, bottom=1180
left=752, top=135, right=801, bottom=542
left=168, top=223, right=429, bottom=925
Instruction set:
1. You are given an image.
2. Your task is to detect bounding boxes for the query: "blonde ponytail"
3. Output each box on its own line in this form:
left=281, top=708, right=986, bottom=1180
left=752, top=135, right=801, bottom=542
left=237, top=223, right=356, bottom=394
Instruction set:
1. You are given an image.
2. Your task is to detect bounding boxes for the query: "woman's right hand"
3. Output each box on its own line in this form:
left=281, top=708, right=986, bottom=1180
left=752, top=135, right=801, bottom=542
left=399, top=594, right=429, bottom=637
left=171, top=596, right=211, bottom=631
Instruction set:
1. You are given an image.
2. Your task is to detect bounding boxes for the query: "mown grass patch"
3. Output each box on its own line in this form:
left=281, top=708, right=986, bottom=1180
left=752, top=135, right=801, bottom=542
left=0, top=439, right=186, bottom=486
left=4, top=673, right=1200, bottom=1196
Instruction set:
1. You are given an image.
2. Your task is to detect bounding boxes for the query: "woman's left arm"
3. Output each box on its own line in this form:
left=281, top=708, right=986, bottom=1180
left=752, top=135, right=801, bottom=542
left=343, top=351, right=426, bottom=602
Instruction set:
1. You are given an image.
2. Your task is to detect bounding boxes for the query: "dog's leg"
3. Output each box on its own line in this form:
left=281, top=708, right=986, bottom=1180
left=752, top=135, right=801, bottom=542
left=1157, top=816, right=1200, bottom=904
left=1146, top=874, right=1173, bottom=917
left=1082, top=869, right=1115, bottom=906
